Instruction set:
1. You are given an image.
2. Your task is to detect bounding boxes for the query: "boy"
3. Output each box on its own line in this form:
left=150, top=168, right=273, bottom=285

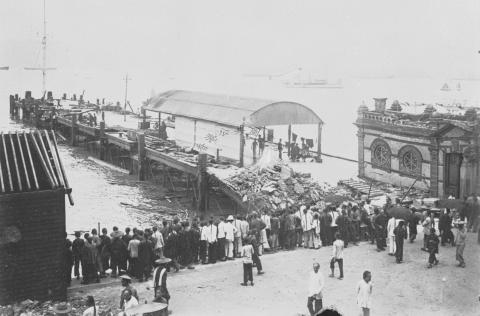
left=329, top=232, right=344, bottom=280
left=427, top=228, right=440, bottom=268
left=240, top=237, right=255, bottom=286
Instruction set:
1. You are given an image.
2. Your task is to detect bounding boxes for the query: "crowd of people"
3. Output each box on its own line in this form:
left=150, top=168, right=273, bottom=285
left=61, top=195, right=478, bottom=316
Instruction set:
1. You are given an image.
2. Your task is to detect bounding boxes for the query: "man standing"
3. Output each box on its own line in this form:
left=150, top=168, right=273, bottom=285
left=301, top=206, right=314, bottom=249
left=72, top=231, right=85, bottom=281
left=408, top=208, right=418, bottom=243
left=258, top=136, right=265, bottom=156
left=286, top=209, right=296, bottom=250
left=277, top=138, right=283, bottom=160
left=336, top=209, right=349, bottom=248
left=206, top=218, right=218, bottom=264
left=152, top=226, right=164, bottom=259
left=199, top=221, right=209, bottom=264
left=127, top=235, right=141, bottom=278
left=374, top=209, right=386, bottom=252
left=421, top=212, right=433, bottom=252
left=387, top=216, right=397, bottom=256
left=224, top=216, right=237, bottom=260
left=99, top=228, right=111, bottom=277
left=270, top=212, right=280, bottom=251
left=307, top=262, right=324, bottom=316
left=329, top=233, right=344, bottom=280
left=393, top=221, right=406, bottom=263
left=233, top=215, right=243, bottom=258
left=217, top=217, right=227, bottom=261
left=153, top=258, right=171, bottom=304
left=110, top=227, right=126, bottom=277
left=427, top=228, right=440, bottom=268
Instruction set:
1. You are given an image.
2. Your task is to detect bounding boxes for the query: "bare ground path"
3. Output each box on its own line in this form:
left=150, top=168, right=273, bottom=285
left=72, top=234, right=480, bottom=316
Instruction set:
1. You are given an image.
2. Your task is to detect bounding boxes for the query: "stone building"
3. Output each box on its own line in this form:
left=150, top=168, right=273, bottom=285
left=355, top=98, right=480, bottom=198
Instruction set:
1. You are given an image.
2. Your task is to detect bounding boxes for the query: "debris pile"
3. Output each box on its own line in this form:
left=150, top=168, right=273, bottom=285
left=0, top=297, right=118, bottom=316
left=223, top=163, right=334, bottom=211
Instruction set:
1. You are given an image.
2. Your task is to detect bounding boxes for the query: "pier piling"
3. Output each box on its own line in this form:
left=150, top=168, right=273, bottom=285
left=99, top=121, right=106, bottom=161
left=197, top=153, right=208, bottom=213
left=137, top=132, right=146, bottom=181
left=71, top=114, right=78, bottom=146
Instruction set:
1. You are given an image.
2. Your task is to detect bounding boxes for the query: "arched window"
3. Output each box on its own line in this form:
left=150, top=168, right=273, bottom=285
left=398, top=145, right=422, bottom=176
left=370, top=138, right=391, bottom=170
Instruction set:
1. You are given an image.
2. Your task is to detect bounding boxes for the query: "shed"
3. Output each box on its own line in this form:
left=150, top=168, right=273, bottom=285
left=143, top=90, right=324, bottom=165
left=0, top=130, right=72, bottom=304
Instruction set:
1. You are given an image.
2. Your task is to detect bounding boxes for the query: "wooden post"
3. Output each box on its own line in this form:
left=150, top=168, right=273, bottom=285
left=287, top=124, right=292, bottom=157
left=197, top=153, right=208, bottom=213
left=9, top=95, right=15, bottom=117
left=239, top=124, right=245, bottom=167
left=137, top=132, right=146, bottom=181
left=99, top=121, right=106, bottom=160
left=71, top=114, right=78, bottom=146
left=317, top=122, right=323, bottom=162
left=158, top=112, right=161, bottom=138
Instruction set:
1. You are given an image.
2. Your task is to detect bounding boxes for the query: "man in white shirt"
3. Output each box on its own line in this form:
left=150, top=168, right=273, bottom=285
left=307, top=262, right=324, bottom=316
left=225, top=216, right=237, bottom=260
left=387, top=216, right=398, bottom=255
left=329, top=232, right=344, bottom=280
left=206, top=218, right=218, bottom=264
left=152, top=226, right=164, bottom=259
left=217, top=217, right=227, bottom=261
left=301, top=206, right=314, bottom=248
left=261, top=211, right=271, bottom=239
left=233, top=215, right=243, bottom=258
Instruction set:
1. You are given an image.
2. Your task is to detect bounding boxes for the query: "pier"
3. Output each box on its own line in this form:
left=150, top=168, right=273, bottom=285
left=9, top=90, right=324, bottom=216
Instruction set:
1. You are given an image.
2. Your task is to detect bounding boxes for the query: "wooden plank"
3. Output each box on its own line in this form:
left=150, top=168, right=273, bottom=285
left=15, top=132, right=31, bottom=190
left=24, top=131, right=39, bottom=190
left=1, top=132, right=13, bottom=191
left=44, top=130, right=65, bottom=187
left=29, top=132, right=55, bottom=189
left=51, top=130, right=74, bottom=206
left=145, top=148, right=197, bottom=175
left=8, top=133, right=23, bottom=191
left=36, top=130, right=59, bottom=187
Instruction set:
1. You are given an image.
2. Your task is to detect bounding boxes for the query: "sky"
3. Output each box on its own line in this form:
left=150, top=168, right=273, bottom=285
left=1, top=0, right=480, bottom=101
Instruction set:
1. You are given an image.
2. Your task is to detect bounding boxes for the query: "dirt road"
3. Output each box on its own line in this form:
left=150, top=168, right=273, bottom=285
left=74, top=234, right=479, bottom=316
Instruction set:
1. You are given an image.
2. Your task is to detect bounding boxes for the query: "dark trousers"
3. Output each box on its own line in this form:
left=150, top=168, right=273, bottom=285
left=200, top=241, right=208, bottom=263
left=73, top=255, right=82, bottom=277
left=110, top=252, right=121, bottom=276
left=330, top=258, right=343, bottom=278
left=307, top=296, right=323, bottom=316
left=428, top=252, right=437, bottom=264
left=208, top=242, right=217, bottom=263
left=441, top=229, right=454, bottom=245
left=217, top=238, right=226, bottom=260
left=83, top=263, right=99, bottom=283
left=243, top=263, right=253, bottom=283
left=131, top=257, right=140, bottom=278
left=395, top=239, right=404, bottom=262
left=101, top=254, right=110, bottom=274
left=252, top=245, right=263, bottom=272
left=287, top=230, right=296, bottom=249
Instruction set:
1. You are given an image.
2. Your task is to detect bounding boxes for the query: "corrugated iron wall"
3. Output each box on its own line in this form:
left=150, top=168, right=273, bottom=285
left=0, top=189, right=66, bottom=304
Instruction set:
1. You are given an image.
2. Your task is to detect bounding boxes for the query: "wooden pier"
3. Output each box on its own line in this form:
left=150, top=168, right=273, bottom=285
left=10, top=95, right=245, bottom=215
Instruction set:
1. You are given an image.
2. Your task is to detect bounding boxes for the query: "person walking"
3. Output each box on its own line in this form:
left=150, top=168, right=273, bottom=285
left=455, top=222, right=467, bottom=268
left=240, top=238, right=255, bottom=286
left=250, top=234, right=265, bottom=275
left=357, top=271, right=373, bottom=316
left=307, top=262, right=324, bottom=316
left=427, top=228, right=440, bottom=268
left=329, top=233, right=344, bottom=280
left=421, top=212, right=433, bottom=251
left=393, top=221, right=406, bottom=263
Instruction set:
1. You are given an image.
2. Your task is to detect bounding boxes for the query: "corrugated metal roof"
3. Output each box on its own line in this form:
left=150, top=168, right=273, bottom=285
left=143, top=90, right=323, bottom=127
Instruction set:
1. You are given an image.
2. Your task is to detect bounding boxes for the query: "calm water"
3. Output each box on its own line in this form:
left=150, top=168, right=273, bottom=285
left=1, top=72, right=479, bottom=233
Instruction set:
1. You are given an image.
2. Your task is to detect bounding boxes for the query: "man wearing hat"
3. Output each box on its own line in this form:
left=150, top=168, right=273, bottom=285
left=53, top=302, right=72, bottom=315
left=153, top=258, right=171, bottom=304
left=225, top=215, right=237, bottom=260
left=119, top=275, right=139, bottom=310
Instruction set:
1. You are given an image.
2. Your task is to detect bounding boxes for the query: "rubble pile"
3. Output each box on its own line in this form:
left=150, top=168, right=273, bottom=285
left=224, top=163, right=333, bottom=211
left=0, top=296, right=119, bottom=316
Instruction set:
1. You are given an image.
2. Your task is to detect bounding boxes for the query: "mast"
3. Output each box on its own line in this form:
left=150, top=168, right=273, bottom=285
left=25, top=0, right=55, bottom=98
left=123, top=74, right=131, bottom=121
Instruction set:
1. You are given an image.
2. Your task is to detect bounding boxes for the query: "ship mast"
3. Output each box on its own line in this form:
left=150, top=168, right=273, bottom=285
left=25, top=0, right=55, bottom=98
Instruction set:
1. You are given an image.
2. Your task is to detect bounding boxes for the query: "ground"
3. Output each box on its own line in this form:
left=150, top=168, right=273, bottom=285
left=70, top=233, right=480, bottom=316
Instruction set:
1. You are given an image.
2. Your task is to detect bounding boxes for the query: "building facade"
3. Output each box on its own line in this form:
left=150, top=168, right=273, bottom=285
left=355, top=98, right=480, bottom=198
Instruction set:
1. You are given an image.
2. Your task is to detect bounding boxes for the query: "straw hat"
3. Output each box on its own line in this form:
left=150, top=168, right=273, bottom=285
left=155, top=258, right=172, bottom=265
left=119, top=275, right=132, bottom=281
left=227, top=215, right=234, bottom=221
left=52, top=302, right=72, bottom=314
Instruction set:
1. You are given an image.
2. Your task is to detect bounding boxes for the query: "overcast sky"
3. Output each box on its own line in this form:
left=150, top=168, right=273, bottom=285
left=1, top=0, right=479, bottom=79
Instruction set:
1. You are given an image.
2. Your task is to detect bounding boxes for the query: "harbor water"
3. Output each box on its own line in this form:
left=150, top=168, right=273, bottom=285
left=1, top=73, right=479, bottom=233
